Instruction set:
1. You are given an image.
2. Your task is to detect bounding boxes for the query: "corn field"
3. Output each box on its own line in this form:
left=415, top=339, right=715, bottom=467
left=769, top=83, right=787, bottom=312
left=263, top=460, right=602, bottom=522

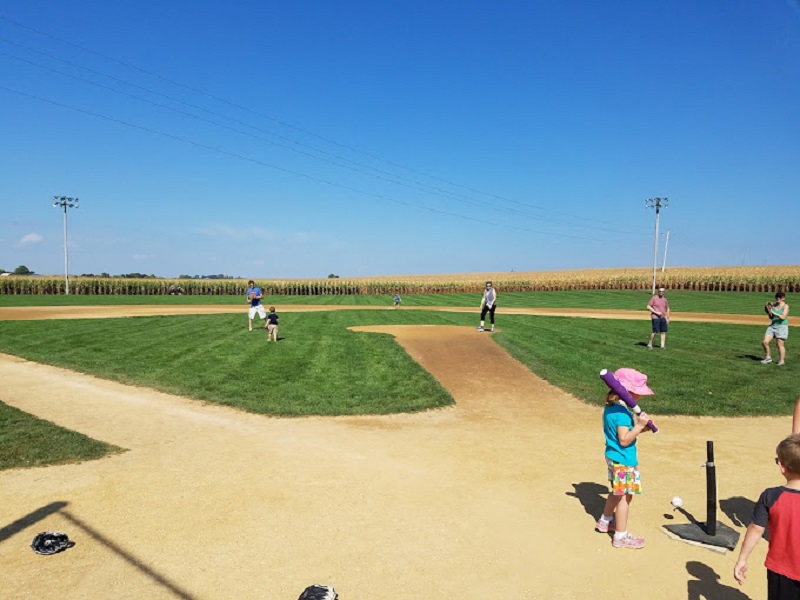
left=1, top=266, right=799, bottom=296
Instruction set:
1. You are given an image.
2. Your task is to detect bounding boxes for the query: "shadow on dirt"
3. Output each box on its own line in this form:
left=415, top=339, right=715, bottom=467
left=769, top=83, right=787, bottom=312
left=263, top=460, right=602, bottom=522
left=0, top=501, right=68, bottom=543
left=720, top=495, right=767, bottom=541
left=62, top=510, right=198, bottom=600
left=686, top=561, right=751, bottom=599
left=566, top=482, right=608, bottom=521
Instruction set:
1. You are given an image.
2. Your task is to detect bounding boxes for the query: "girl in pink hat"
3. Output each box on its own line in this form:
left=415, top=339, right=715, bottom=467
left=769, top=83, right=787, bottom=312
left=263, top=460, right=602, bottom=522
left=595, top=368, right=655, bottom=549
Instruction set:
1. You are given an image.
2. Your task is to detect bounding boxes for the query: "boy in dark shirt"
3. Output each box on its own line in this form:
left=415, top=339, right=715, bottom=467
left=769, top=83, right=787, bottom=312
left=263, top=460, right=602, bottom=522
left=265, top=306, right=279, bottom=342
left=734, top=433, right=800, bottom=598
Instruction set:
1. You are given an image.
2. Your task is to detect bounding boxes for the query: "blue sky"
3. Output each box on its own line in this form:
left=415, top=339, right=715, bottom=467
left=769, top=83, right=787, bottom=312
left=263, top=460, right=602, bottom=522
left=1, top=1, right=798, bottom=278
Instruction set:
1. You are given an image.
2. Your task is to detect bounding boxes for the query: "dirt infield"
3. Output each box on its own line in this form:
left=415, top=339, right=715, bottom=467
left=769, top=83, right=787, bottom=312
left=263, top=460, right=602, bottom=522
left=0, top=307, right=791, bottom=599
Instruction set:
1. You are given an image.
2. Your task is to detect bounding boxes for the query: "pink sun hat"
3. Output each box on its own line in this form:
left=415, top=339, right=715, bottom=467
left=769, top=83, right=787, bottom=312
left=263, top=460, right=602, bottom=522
left=614, top=368, right=654, bottom=396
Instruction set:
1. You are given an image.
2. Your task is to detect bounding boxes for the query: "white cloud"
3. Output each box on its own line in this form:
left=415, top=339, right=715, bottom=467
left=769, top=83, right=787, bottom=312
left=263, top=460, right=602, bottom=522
left=19, top=233, right=43, bottom=246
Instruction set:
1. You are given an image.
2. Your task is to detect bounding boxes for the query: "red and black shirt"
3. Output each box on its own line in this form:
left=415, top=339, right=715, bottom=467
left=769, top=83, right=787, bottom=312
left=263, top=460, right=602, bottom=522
left=752, top=486, right=800, bottom=581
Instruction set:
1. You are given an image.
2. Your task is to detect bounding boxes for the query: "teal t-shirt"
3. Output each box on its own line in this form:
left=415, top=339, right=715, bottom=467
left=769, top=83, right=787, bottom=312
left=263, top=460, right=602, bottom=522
left=603, top=403, right=638, bottom=466
left=771, top=305, right=788, bottom=326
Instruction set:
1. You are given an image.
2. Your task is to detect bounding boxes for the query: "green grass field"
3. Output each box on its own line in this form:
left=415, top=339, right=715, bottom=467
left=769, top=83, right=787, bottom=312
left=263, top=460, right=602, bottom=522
left=0, top=289, right=778, bottom=315
left=0, top=291, right=794, bottom=469
left=0, top=401, right=123, bottom=471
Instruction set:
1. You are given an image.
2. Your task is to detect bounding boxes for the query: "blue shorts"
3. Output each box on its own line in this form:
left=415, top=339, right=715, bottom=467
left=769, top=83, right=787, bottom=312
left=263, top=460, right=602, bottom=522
left=651, top=317, right=668, bottom=333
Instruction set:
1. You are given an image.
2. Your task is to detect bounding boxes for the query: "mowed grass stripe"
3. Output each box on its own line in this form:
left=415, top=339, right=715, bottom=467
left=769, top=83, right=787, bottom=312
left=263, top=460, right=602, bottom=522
left=0, top=311, right=455, bottom=417
left=0, top=309, right=795, bottom=419
left=0, top=289, right=784, bottom=316
left=492, top=315, right=795, bottom=417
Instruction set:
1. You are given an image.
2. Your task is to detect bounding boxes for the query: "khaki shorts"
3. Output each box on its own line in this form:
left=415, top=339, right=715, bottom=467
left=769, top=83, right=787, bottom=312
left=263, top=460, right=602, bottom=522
left=765, top=324, right=789, bottom=340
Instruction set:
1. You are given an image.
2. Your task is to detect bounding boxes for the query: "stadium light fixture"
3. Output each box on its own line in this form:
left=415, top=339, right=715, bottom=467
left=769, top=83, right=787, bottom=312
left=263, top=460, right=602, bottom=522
left=53, top=196, right=79, bottom=295
left=645, top=197, right=668, bottom=295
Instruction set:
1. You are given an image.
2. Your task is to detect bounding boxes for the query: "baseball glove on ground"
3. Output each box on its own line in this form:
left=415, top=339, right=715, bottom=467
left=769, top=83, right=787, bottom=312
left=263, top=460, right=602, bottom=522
left=31, top=532, right=74, bottom=555
left=297, top=584, right=338, bottom=600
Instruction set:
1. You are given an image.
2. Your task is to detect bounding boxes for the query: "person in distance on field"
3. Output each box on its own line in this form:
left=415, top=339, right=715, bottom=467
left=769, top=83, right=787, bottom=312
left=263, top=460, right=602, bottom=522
left=646, top=287, right=670, bottom=349
left=477, top=281, right=498, bottom=332
left=265, top=306, right=279, bottom=342
left=762, top=292, right=790, bottom=365
left=245, top=280, right=267, bottom=332
left=393, top=291, right=401, bottom=308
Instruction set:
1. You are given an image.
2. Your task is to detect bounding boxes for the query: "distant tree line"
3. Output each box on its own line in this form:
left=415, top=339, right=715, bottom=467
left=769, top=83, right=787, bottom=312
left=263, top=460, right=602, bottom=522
left=0, top=268, right=241, bottom=279
left=80, top=272, right=157, bottom=279
left=0, top=265, right=35, bottom=275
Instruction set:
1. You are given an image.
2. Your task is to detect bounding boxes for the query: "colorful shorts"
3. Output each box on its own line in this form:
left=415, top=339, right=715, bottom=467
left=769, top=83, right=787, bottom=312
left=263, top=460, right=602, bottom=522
left=606, top=456, right=643, bottom=496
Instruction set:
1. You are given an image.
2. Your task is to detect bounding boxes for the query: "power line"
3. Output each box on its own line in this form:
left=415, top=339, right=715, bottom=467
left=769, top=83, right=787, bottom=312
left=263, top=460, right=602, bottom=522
left=0, top=14, right=647, bottom=236
left=4, top=47, right=645, bottom=233
left=0, top=84, right=612, bottom=244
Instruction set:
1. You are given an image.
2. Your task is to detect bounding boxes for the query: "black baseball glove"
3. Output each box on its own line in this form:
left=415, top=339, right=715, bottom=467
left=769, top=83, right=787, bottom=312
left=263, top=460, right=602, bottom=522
left=31, top=532, right=74, bottom=555
left=298, top=584, right=338, bottom=600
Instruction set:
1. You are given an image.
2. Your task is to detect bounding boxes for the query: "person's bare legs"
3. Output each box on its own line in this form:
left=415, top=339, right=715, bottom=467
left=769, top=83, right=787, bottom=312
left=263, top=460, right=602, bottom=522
left=601, top=494, right=631, bottom=532
left=660, top=332, right=666, bottom=348
left=762, top=334, right=774, bottom=360
left=777, top=338, right=786, bottom=363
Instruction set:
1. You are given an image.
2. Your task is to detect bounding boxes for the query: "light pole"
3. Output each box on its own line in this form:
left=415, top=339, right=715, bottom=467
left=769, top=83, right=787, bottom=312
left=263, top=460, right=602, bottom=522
left=53, top=196, right=79, bottom=295
left=645, top=197, right=668, bottom=294
left=661, top=230, right=672, bottom=272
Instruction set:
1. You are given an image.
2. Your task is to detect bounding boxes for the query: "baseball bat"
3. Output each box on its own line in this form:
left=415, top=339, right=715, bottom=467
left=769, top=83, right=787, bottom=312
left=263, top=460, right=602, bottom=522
left=599, top=369, right=658, bottom=433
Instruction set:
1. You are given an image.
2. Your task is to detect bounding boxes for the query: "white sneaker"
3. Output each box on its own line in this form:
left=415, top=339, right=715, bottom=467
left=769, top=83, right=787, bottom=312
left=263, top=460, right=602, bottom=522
left=761, top=358, right=772, bottom=364
left=777, top=361, right=785, bottom=366
left=490, top=326, right=495, bottom=332
left=646, top=344, right=653, bottom=349
left=477, top=326, right=484, bottom=332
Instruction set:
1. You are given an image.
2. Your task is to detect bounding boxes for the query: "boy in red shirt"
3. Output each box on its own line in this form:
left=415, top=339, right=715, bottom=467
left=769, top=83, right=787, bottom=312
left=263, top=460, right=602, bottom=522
left=734, top=433, right=800, bottom=598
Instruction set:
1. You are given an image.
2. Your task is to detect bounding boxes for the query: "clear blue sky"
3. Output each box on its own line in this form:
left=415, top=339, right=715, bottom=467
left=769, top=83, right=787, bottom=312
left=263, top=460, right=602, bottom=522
left=1, top=1, right=798, bottom=278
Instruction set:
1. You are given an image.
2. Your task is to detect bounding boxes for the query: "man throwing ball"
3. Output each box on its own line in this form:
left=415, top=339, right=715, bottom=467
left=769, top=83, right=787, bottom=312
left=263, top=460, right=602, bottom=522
left=245, top=280, right=267, bottom=332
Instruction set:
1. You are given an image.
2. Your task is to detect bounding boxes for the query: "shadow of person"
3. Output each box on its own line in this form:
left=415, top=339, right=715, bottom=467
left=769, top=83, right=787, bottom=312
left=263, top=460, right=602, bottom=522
left=686, top=561, right=752, bottom=600
left=737, top=354, right=764, bottom=362
left=720, top=496, right=769, bottom=541
left=566, top=482, right=609, bottom=521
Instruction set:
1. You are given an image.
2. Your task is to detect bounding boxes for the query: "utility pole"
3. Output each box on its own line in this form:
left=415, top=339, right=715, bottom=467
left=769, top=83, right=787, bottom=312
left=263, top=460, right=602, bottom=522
left=53, top=196, right=79, bottom=295
left=661, top=230, right=672, bottom=272
left=645, top=197, right=668, bottom=294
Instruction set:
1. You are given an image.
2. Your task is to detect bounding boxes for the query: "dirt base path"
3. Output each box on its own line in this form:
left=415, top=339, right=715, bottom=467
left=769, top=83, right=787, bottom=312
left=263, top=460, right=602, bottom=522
left=0, top=309, right=788, bottom=599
